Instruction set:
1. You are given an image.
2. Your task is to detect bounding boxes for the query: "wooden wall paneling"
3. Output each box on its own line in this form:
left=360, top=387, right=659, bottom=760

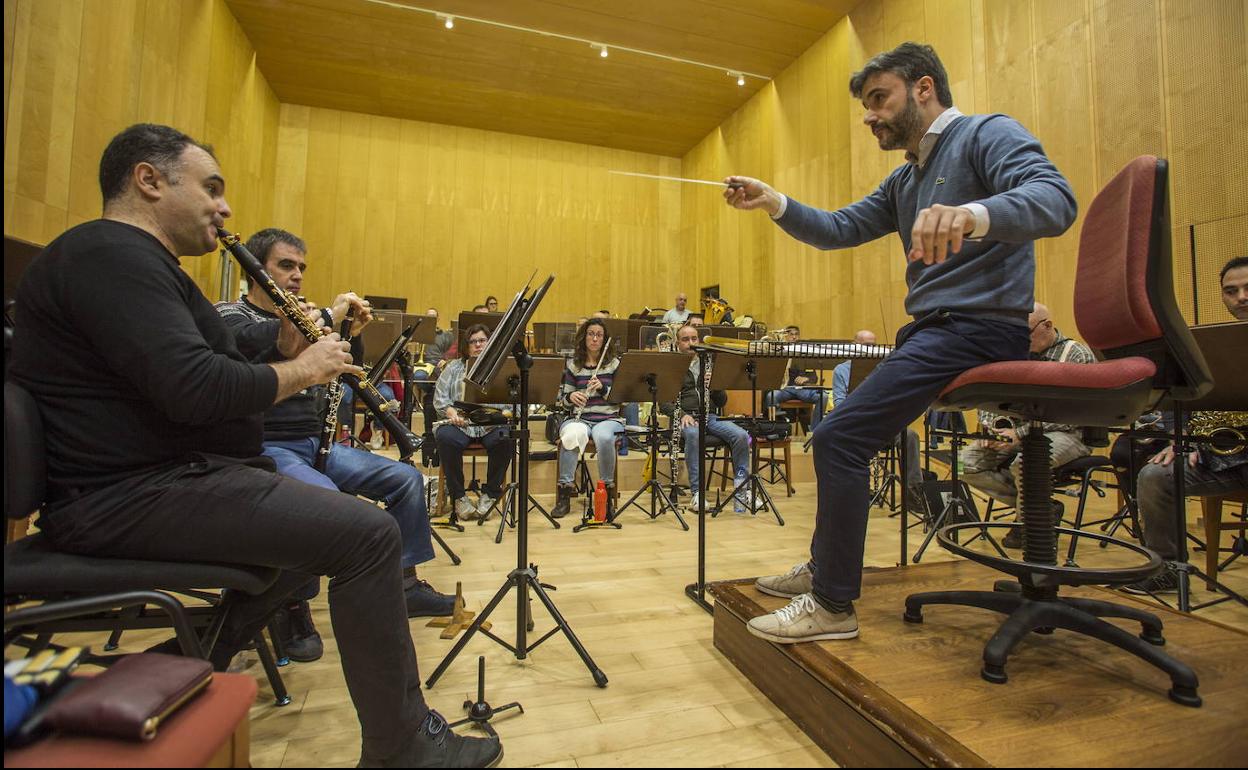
left=1160, top=0, right=1248, bottom=233
left=925, top=0, right=978, bottom=115
left=1089, top=0, right=1167, bottom=189
left=1192, top=214, right=1248, bottom=324
left=4, top=0, right=16, bottom=130
left=171, top=0, right=211, bottom=141
left=880, top=0, right=928, bottom=50
left=273, top=104, right=309, bottom=233
left=1032, top=5, right=1095, bottom=334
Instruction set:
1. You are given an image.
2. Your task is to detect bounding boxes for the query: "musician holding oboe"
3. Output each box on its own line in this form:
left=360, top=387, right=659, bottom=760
left=433, top=324, right=514, bottom=520
left=216, top=227, right=454, bottom=661
left=10, top=124, right=501, bottom=767
left=661, top=323, right=755, bottom=513
left=724, top=43, right=1076, bottom=644
left=550, top=319, right=624, bottom=518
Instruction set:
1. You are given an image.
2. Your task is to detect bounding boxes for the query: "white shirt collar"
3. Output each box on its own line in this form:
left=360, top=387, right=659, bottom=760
left=908, top=107, right=963, bottom=168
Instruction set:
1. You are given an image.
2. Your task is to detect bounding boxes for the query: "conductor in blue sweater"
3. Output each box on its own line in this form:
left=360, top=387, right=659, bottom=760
left=724, top=43, right=1077, bottom=644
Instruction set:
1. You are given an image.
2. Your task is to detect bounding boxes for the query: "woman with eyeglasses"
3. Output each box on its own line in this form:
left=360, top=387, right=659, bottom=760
left=551, top=319, right=624, bottom=518
left=433, top=324, right=513, bottom=521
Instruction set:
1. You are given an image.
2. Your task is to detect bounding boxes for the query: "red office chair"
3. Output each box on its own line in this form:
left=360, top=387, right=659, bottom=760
left=904, top=156, right=1211, bottom=707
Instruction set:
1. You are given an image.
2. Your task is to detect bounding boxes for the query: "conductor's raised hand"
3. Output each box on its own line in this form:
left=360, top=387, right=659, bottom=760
left=722, top=176, right=782, bottom=217
left=908, top=204, right=975, bottom=265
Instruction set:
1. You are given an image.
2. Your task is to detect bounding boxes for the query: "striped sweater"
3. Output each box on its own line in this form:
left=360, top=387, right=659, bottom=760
left=559, top=357, right=622, bottom=423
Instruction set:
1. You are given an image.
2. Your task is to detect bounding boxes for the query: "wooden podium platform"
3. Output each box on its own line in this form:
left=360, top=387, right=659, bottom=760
left=710, top=560, right=1248, bottom=767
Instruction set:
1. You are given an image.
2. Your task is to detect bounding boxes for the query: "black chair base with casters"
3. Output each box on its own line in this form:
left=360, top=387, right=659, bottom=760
left=902, top=433, right=1200, bottom=706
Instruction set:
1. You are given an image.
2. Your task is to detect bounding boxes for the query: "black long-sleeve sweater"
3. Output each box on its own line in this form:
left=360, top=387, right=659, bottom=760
left=10, top=220, right=278, bottom=495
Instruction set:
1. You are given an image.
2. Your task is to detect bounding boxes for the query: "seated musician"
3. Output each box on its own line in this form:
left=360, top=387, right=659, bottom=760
left=661, top=292, right=691, bottom=324
left=661, top=323, right=755, bottom=512
left=1124, top=256, right=1248, bottom=594
left=831, top=329, right=926, bottom=514
left=433, top=323, right=514, bottom=520
left=550, top=319, right=625, bottom=518
left=764, top=325, right=828, bottom=432
left=484, top=295, right=499, bottom=312
left=957, top=303, right=1095, bottom=548
left=10, top=123, right=499, bottom=767
left=216, top=228, right=453, bottom=662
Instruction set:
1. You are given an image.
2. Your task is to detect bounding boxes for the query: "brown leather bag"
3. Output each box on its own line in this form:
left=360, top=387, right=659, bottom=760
left=43, top=653, right=213, bottom=741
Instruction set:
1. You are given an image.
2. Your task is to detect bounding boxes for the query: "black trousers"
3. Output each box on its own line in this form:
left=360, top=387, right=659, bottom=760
left=41, top=454, right=427, bottom=762
left=434, top=425, right=513, bottom=499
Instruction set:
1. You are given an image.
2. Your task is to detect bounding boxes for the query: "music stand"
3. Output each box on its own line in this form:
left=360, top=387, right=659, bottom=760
left=611, top=352, right=694, bottom=529
left=464, top=356, right=565, bottom=542
left=1157, top=321, right=1248, bottom=611
left=402, top=314, right=438, bottom=345
left=427, top=276, right=608, bottom=690
left=706, top=353, right=788, bottom=523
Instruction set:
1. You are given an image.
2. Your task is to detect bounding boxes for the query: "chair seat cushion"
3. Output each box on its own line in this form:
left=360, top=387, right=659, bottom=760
left=937, top=357, right=1157, bottom=427
left=1054, top=455, right=1115, bottom=477
left=4, top=534, right=279, bottom=598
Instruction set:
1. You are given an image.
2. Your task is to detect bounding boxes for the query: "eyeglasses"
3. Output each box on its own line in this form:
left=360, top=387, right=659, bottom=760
left=585, top=330, right=605, bottom=339
left=468, top=336, right=488, bottom=345
left=1029, top=319, right=1051, bottom=333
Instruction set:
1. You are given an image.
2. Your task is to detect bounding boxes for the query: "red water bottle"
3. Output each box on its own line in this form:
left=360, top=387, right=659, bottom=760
left=593, top=481, right=608, bottom=523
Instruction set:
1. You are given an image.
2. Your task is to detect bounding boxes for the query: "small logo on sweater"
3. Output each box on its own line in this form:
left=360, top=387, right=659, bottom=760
left=935, top=177, right=946, bottom=185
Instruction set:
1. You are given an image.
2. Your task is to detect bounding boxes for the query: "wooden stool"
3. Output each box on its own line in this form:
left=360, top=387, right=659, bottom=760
left=435, top=443, right=488, bottom=516
left=779, top=400, right=814, bottom=436
left=716, top=437, right=794, bottom=497
left=1202, top=489, right=1248, bottom=582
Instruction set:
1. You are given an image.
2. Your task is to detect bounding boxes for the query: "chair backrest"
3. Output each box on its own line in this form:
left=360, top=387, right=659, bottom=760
left=1074, top=156, right=1212, bottom=402
left=5, top=380, right=47, bottom=520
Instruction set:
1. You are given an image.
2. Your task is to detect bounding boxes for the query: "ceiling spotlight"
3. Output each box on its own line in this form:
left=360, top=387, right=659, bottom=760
left=593, top=43, right=609, bottom=58
left=729, top=71, right=745, bottom=86
left=437, top=13, right=454, bottom=29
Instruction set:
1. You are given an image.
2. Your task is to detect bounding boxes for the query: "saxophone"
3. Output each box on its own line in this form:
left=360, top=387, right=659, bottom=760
left=1189, top=410, right=1248, bottom=471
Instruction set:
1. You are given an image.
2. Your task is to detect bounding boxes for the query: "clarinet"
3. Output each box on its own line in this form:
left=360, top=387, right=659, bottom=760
left=217, top=228, right=422, bottom=463
left=314, top=308, right=353, bottom=472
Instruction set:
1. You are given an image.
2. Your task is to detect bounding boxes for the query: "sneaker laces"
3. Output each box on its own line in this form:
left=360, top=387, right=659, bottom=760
left=421, top=710, right=449, bottom=748
left=774, top=593, right=818, bottom=623
left=784, top=562, right=810, bottom=578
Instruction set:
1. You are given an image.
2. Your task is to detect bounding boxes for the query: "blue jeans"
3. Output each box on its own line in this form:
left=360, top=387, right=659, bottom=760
left=263, top=438, right=433, bottom=581
left=683, top=415, right=751, bottom=491
left=619, top=403, right=640, bottom=455
left=808, top=311, right=1029, bottom=602
left=766, top=387, right=827, bottom=431
left=557, top=419, right=625, bottom=485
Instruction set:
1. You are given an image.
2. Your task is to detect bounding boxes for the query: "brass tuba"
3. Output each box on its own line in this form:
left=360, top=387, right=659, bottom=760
left=1189, top=410, right=1248, bottom=458
left=702, top=297, right=730, bottom=325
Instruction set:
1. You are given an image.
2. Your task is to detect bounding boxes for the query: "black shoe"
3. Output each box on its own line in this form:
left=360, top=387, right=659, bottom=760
left=1121, top=562, right=1180, bottom=595
left=359, top=710, right=502, bottom=768
left=405, top=579, right=455, bottom=618
left=904, top=486, right=927, bottom=518
left=1001, top=527, right=1024, bottom=549
left=275, top=601, right=324, bottom=662
left=550, top=484, right=574, bottom=519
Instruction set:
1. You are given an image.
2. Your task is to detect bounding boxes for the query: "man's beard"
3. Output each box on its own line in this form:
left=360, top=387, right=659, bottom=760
left=874, top=94, right=923, bottom=151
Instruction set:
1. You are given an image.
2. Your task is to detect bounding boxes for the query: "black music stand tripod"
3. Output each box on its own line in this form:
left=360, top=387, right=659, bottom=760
left=706, top=353, right=787, bottom=524
left=912, top=421, right=1007, bottom=563
left=613, top=352, right=694, bottom=530
left=427, top=277, right=608, bottom=690
left=469, top=358, right=565, bottom=544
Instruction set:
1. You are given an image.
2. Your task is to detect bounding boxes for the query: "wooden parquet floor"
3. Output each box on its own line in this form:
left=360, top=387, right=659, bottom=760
left=49, top=449, right=1248, bottom=768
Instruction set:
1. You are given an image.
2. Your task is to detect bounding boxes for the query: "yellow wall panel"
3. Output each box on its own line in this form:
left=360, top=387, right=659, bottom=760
left=6, top=0, right=279, bottom=301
